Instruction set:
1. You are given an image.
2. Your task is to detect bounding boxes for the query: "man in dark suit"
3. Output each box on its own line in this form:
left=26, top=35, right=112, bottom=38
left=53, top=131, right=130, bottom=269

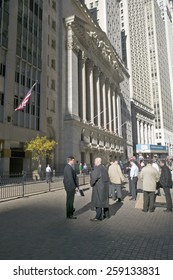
left=90, top=157, right=109, bottom=221
left=63, top=156, right=79, bottom=219
left=159, top=159, right=172, bottom=212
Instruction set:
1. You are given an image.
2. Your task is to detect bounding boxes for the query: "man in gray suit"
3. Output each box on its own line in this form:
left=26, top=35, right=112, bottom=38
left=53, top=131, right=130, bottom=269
left=63, top=156, right=79, bottom=219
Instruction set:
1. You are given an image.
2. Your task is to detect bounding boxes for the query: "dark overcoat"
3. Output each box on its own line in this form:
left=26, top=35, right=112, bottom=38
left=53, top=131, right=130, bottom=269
left=90, top=164, right=109, bottom=208
left=160, top=164, right=172, bottom=188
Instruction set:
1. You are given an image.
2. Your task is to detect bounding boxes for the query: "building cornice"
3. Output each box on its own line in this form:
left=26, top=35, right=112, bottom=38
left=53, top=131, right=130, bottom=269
left=131, top=98, right=154, bottom=119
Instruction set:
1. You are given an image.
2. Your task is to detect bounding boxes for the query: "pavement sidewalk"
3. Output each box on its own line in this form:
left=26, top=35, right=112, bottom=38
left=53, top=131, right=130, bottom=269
left=0, top=181, right=173, bottom=260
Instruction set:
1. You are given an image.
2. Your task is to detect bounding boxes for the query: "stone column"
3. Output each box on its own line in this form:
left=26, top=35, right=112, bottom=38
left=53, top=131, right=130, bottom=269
left=151, top=124, right=154, bottom=144
left=88, top=61, right=94, bottom=124
left=140, top=121, right=144, bottom=144
left=94, top=67, right=101, bottom=127
left=137, top=119, right=140, bottom=144
left=101, top=74, right=107, bottom=129
left=81, top=52, right=87, bottom=122
left=66, top=22, right=79, bottom=118
left=117, top=94, right=122, bottom=136
left=112, top=89, right=117, bottom=133
left=107, top=81, right=112, bottom=132
left=148, top=124, right=151, bottom=144
left=144, top=123, right=148, bottom=144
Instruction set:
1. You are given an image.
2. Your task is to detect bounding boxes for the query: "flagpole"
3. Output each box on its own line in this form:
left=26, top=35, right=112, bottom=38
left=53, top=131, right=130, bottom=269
left=88, top=108, right=107, bottom=124
left=15, top=80, right=38, bottom=111
left=30, top=80, right=38, bottom=91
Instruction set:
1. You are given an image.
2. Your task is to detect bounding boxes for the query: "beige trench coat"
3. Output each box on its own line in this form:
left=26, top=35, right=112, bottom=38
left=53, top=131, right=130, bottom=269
left=108, top=162, right=125, bottom=184
left=140, top=164, right=160, bottom=192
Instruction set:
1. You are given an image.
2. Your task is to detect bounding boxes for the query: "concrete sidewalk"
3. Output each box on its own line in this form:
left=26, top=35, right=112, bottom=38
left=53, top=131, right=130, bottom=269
left=0, top=182, right=173, bottom=260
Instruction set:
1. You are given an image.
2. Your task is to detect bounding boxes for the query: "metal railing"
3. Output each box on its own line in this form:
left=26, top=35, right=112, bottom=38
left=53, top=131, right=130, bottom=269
left=0, top=173, right=90, bottom=202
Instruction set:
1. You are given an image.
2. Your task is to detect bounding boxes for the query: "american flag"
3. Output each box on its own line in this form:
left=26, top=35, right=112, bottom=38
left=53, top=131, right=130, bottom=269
left=15, top=81, right=38, bottom=111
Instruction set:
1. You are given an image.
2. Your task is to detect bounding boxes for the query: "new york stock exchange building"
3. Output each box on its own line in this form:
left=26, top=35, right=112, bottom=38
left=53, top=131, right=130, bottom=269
left=57, top=10, right=133, bottom=171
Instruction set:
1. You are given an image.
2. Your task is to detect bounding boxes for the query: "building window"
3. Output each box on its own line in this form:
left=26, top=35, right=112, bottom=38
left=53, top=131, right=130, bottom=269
left=0, top=92, right=4, bottom=106
left=51, top=39, right=56, bottom=49
left=50, top=99, right=55, bottom=112
left=0, top=63, right=6, bottom=76
left=51, top=59, right=56, bottom=70
left=51, top=79, right=55, bottom=90
left=52, top=0, right=56, bottom=10
left=52, top=20, right=56, bottom=31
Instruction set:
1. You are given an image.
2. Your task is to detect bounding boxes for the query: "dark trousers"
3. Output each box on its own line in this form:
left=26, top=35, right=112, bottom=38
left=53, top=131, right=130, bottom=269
left=163, top=187, right=172, bottom=211
left=66, top=190, right=75, bottom=218
left=128, top=178, right=132, bottom=195
left=131, top=177, right=138, bottom=199
left=46, top=172, right=52, bottom=182
left=143, top=191, right=155, bottom=211
left=96, top=207, right=109, bottom=220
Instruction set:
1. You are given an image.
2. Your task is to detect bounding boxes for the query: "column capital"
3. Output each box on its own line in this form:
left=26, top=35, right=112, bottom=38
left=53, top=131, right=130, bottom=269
left=80, top=51, right=87, bottom=62
left=94, top=66, right=101, bottom=79
left=86, top=59, right=94, bottom=71
left=100, top=72, right=106, bottom=83
left=110, top=83, right=115, bottom=90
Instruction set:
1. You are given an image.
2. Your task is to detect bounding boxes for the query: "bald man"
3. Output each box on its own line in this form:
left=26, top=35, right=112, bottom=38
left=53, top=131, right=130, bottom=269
left=90, top=157, right=109, bottom=221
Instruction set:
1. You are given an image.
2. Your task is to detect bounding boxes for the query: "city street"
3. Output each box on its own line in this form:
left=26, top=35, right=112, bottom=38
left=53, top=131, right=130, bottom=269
left=0, top=181, right=173, bottom=260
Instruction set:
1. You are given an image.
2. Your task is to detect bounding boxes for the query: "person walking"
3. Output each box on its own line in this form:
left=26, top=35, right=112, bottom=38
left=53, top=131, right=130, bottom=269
left=129, top=158, right=139, bottom=201
left=90, top=157, right=109, bottom=221
left=108, top=157, right=125, bottom=202
left=140, top=159, right=160, bottom=212
left=79, top=162, right=83, bottom=174
left=63, top=156, right=79, bottom=219
left=46, top=164, right=52, bottom=183
left=159, top=159, right=173, bottom=212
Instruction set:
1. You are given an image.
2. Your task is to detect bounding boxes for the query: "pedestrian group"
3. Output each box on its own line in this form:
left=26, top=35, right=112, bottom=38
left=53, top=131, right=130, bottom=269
left=63, top=155, right=173, bottom=220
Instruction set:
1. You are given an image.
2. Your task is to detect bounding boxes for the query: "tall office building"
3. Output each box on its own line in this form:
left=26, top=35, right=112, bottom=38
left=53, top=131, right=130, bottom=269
left=0, top=0, right=46, bottom=174
left=120, top=0, right=155, bottom=154
left=145, top=0, right=173, bottom=155
left=157, top=0, right=173, bottom=112
left=85, top=0, right=133, bottom=158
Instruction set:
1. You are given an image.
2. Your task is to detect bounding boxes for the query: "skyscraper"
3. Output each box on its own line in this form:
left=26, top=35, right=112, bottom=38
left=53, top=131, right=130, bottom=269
left=145, top=0, right=173, bottom=155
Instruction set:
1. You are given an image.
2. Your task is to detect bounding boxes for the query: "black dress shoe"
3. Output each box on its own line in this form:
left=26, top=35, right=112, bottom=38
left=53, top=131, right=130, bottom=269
left=163, top=209, right=172, bottom=212
left=142, top=209, right=148, bottom=212
left=67, top=216, right=77, bottom=219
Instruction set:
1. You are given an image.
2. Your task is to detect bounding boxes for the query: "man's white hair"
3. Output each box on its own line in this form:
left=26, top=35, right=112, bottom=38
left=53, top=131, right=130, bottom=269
left=95, top=157, right=102, bottom=165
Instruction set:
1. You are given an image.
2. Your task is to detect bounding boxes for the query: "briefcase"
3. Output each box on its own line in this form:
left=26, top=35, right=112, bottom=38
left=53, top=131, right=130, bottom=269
left=76, top=189, right=85, bottom=197
left=79, top=189, right=85, bottom=196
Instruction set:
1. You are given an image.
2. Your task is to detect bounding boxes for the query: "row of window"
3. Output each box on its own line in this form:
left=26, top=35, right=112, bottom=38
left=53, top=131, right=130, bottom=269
left=0, top=63, right=5, bottom=76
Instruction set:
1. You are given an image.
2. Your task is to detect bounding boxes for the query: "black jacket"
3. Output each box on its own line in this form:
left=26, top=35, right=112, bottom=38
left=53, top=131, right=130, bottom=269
left=63, top=164, right=78, bottom=192
left=160, top=164, right=172, bottom=188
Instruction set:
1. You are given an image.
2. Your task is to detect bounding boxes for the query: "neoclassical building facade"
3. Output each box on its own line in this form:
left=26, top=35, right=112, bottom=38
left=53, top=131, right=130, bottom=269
left=60, top=12, right=132, bottom=168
